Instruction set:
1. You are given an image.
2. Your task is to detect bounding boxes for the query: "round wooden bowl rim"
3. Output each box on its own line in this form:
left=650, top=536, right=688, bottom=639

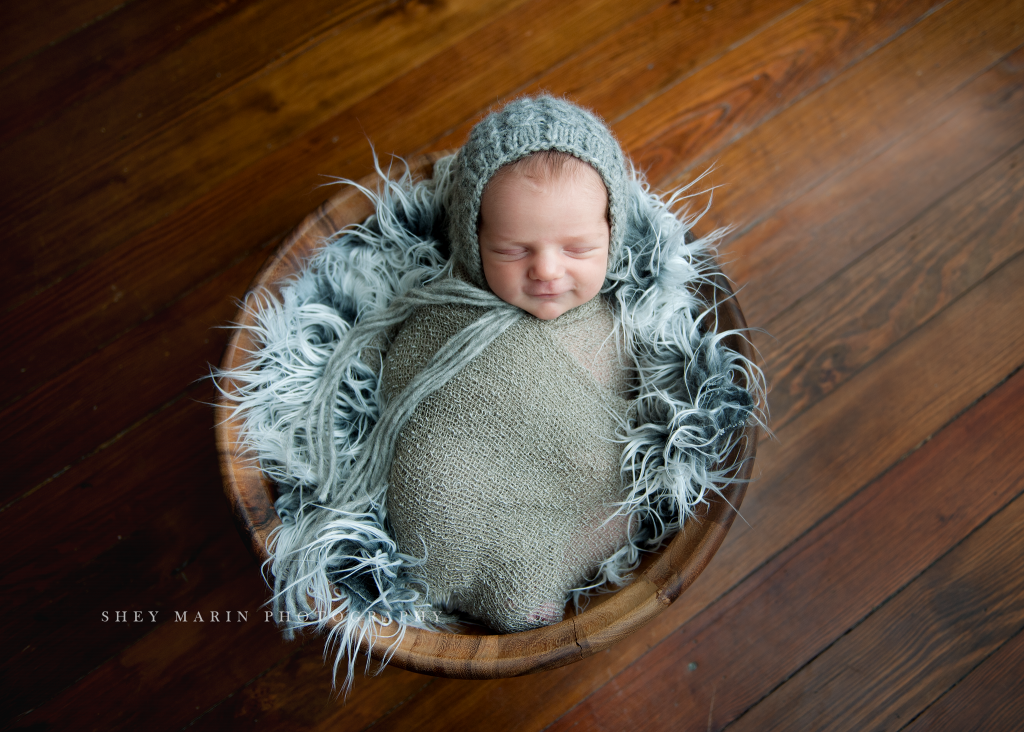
left=215, top=151, right=757, bottom=679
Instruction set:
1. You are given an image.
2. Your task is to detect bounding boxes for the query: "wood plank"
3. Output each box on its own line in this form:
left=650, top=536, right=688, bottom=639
left=528, top=0, right=812, bottom=118
left=4, top=532, right=263, bottom=726
left=724, top=45, right=1024, bottom=325
left=0, top=396, right=425, bottom=729
left=9, top=21, right=1007, bottom=614
left=727, top=492, right=1024, bottom=732
left=225, top=232, right=1024, bottom=730
left=9, top=571, right=299, bottom=731
left=901, top=629, right=1024, bottom=732
left=426, top=0, right=952, bottom=166
left=8, top=167, right=1015, bottom=732
left=0, top=0, right=527, bottom=271
left=0, top=0, right=802, bottom=409
left=0, top=237, right=267, bottom=499
left=0, top=0, right=692, bottom=488
left=763, top=141, right=1024, bottom=431
left=0, top=0, right=645, bottom=304
left=189, top=646, right=434, bottom=732
left=0, top=0, right=389, bottom=148
left=623, top=0, right=1024, bottom=233
left=0, top=380, right=430, bottom=727
left=0, top=395, right=254, bottom=720
left=0, top=0, right=125, bottom=72
left=546, top=370, right=1024, bottom=732
left=6, top=0, right=1021, bottom=728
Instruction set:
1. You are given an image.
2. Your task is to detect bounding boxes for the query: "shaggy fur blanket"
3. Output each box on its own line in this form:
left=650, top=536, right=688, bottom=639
left=217, top=155, right=764, bottom=689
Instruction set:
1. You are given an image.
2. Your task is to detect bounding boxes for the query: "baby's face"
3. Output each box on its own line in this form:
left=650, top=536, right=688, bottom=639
left=479, top=164, right=610, bottom=321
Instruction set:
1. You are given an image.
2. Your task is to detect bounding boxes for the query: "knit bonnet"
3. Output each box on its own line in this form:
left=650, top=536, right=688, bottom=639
left=447, top=95, right=629, bottom=290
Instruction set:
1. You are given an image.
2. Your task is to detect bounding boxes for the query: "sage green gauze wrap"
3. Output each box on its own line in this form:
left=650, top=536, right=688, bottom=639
left=380, top=293, right=633, bottom=632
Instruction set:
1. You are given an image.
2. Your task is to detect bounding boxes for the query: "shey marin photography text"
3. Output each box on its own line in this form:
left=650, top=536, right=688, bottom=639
left=100, top=610, right=312, bottom=623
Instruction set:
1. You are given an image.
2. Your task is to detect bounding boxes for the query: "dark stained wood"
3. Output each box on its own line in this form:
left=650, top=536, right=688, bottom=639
left=267, top=211, right=1024, bottom=730
left=0, top=238, right=267, bottom=498
left=199, top=82, right=1024, bottom=727
left=0, top=0, right=655, bottom=305
left=763, top=141, right=1024, bottom=430
left=0, top=0, right=964, bottom=415
left=0, top=0, right=125, bottom=72
left=728, top=491, right=1024, bottom=731
left=0, top=0, right=389, bottom=148
left=622, top=0, right=948, bottom=177
left=10, top=571, right=298, bottom=731
left=705, top=250, right=1024, bottom=632
left=632, top=0, right=1024, bottom=230
left=902, top=629, right=1024, bottom=732
left=725, top=45, right=1024, bottom=325
left=423, top=0, right=814, bottom=153
left=190, top=644, right=434, bottom=732
left=523, top=0, right=804, bottom=118
left=0, top=0, right=797, bottom=409
left=3, top=0, right=1023, bottom=728
left=18, top=91, right=1020, bottom=732
left=0, top=395, right=265, bottom=719
left=0, top=0, right=518, bottom=214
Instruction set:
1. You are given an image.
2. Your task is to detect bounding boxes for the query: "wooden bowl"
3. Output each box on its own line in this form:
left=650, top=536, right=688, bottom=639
left=215, top=151, right=758, bottom=679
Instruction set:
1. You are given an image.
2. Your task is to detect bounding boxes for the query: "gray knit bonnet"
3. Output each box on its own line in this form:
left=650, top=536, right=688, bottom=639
left=447, top=95, right=629, bottom=290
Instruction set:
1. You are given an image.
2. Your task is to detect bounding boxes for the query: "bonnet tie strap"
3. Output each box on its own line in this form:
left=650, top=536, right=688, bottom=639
left=306, top=278, right=522, bottom=502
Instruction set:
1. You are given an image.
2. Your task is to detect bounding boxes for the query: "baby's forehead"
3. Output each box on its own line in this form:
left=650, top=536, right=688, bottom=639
left=482, top=152, right=611, bottom=214
left=490, top=150, right=605, bottom=189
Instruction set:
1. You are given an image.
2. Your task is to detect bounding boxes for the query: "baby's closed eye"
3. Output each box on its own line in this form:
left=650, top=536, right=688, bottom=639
left=563, top=245, right=602, bottom=257
left=489, top=247, right=529, bottom=258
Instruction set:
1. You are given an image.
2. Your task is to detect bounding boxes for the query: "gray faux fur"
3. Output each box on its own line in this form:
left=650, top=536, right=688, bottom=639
left=217, top=154, right=764, bottom=691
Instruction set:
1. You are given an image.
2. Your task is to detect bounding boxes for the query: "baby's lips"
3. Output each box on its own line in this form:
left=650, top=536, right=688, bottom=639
left=525, top=287, right=569, bottom=297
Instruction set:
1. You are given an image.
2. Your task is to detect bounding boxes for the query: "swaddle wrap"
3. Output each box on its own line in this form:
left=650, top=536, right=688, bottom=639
left=382, top=294, right=632, bottom=632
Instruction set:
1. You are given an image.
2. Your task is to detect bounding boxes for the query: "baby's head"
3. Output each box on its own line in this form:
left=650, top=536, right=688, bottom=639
left=447, top=96, right=629, bottom=320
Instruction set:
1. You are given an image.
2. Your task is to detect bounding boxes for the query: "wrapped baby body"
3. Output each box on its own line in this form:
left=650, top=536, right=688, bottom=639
left=382, top=294, right=632, bottom=632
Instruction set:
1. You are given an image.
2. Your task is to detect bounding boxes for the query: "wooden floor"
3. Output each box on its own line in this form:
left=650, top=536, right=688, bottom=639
left=2, top=0, right=1023, bottom=729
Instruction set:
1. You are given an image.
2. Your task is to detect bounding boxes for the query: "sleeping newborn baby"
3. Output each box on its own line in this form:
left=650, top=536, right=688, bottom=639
left=380, top=97, right=635, bottom=631
left=226, top=94, right=758, bottom=685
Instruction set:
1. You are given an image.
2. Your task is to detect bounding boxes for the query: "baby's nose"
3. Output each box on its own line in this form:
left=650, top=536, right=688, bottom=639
left=529, top=251, right=564, bottom=281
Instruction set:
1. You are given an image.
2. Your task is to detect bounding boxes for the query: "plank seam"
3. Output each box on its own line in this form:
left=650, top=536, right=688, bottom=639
left=0, top=0, right=137, bottom=77
left=721, top=485, right=1024, bottom=732
left=894, top=623, right=1024, bottom=732
left=718, top=35, right=1024, bottom=252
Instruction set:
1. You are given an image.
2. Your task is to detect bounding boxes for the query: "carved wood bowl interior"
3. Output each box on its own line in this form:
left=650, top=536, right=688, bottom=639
left=215, top=151, right=758, bottom=680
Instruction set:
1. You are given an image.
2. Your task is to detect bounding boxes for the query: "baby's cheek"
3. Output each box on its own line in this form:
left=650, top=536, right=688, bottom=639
left=482, top=262, right=522, bottom=303
left=576, top=259, right=609, bottom=300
